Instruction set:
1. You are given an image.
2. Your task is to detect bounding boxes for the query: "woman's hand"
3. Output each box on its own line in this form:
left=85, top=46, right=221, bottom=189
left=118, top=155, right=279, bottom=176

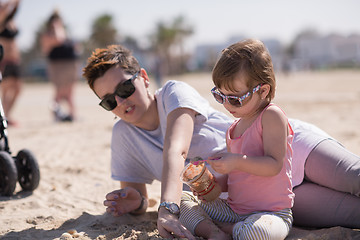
left=157, top=207, right=195, bottom=240
left=103, top=187, right=143, bottom=216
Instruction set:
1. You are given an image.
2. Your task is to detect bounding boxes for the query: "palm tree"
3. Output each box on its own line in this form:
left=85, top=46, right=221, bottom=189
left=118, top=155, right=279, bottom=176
left=81, top=14, right=118, bottom=59
left=90, top=14, right=118, bottom=48
left=150, top=15, right=193, bottom=76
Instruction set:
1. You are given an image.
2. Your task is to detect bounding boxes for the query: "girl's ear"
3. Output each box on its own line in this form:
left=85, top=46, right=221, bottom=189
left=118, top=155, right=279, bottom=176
left=260, top=84, right=270, bottom=100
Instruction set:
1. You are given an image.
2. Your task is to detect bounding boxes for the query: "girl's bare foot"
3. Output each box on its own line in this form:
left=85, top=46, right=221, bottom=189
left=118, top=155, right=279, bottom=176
left=208, top=228, right=231, bottom=240
left=195, top=219, right=232, bottom=240
left=213, top=220, right=235, bottom=236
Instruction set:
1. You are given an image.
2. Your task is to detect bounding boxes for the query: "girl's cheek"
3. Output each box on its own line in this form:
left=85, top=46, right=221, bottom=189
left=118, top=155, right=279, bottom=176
left=223, top=103, right=234, bottom=113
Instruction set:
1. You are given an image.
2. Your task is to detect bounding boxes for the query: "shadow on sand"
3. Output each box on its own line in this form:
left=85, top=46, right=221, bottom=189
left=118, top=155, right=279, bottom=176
left=1, top=210, right=359, bottom=239
left=1, top=211, right=159, bottom=240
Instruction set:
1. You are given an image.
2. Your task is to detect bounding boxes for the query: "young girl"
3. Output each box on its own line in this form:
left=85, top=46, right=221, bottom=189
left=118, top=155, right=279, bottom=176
left=179, top=39, right=294, bottom=240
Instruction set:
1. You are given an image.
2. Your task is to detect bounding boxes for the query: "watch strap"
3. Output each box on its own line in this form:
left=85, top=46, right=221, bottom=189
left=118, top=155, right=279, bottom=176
left=158, top=201, right=180, bottom=215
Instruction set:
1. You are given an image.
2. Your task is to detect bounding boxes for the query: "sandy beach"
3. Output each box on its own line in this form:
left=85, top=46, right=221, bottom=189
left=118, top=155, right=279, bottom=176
left=0, top=70, right=360, bottom=239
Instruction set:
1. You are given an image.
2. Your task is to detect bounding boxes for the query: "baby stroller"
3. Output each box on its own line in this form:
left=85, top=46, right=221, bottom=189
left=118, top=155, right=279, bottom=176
left=0, top=44, right=40, bottom=196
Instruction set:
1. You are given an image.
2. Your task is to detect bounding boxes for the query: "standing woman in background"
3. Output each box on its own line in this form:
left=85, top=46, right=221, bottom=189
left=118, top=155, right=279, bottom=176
left=41, top=9, right=79, bottom=122
left=0, top=0, right=22, bottom=126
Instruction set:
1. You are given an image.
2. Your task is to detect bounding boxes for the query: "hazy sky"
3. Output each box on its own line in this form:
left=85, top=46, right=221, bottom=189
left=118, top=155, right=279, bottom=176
left=14, top=0, right=360, bottom=51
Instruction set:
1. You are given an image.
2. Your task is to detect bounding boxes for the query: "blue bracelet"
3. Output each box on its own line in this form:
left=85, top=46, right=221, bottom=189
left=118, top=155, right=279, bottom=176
left=130, top=191, right=146, bottom=214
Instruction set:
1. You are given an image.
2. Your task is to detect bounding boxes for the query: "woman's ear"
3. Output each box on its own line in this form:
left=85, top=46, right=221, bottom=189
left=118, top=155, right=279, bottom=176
left=140, top=68, right=150, bottom=87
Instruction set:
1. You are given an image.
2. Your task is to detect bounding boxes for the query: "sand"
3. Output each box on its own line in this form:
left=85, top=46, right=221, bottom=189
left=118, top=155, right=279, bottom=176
left=0, top=70, right=359, bottom=239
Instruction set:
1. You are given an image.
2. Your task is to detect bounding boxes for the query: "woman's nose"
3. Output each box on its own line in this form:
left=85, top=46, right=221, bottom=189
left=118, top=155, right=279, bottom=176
left=115, top=95, right=126, bottom=106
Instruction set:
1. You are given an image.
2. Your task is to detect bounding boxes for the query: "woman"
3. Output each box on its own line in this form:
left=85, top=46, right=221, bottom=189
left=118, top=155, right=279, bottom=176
left=41, top=9, right=79, bottom=122
left=82, top=44, right=360, bottom=239
left=0, top=0, right=22, bottom=126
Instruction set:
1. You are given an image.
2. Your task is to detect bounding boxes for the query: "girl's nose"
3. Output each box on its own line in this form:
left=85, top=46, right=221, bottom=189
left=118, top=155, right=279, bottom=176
left=223, top=99, right=231, bottom=107
left=223, top=100, right=234, bottom=111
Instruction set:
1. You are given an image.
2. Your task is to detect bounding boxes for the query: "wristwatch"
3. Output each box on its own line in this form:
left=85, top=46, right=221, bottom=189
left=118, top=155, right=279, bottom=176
left=158, top=201, right=180, bottom=215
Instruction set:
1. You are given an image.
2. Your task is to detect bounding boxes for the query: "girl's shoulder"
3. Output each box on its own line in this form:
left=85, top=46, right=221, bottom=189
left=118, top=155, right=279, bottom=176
left=263, top=104, right=287, bottom=117
left=261, top=104, right=288, bottom=126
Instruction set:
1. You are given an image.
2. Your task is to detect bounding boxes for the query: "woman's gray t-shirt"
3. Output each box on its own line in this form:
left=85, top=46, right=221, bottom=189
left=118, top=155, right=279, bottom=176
left=110, top=80, right=232, bottom=184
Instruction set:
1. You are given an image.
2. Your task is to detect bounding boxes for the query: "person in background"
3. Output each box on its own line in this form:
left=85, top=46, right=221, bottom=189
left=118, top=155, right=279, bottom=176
left=0, top=0, right=21, bottom=126
left=180, top=39, right=294, bottom=240
left=41, top=9, right=79, bottom=122
left=82, top=44, right=360, bottom=239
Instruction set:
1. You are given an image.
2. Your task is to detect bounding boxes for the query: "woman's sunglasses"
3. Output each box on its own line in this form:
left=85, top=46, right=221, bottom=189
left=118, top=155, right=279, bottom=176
left=211, top=84, right=262, bottom=107
left=99, top=71, right=140, bottom=111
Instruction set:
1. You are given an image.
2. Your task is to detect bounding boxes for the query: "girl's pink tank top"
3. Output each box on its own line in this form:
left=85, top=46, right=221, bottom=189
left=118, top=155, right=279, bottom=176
left=226, top=104, right=294, bottom=215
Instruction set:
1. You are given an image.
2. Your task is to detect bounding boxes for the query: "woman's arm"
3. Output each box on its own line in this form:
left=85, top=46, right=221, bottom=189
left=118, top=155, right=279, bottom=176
left=4, top=0, right=19, bottom=23
left=0, top=2, right=11, bottom=30
left=158, top=107, right=196, bottom=240
left=161, top=107, right=196, bottom=203
left=40, top=34, right=56, bottom=56
left=40, top=20, right=66, bottom=56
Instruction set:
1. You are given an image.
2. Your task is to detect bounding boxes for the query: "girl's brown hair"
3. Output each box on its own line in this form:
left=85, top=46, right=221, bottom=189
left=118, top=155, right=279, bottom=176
left=212, top=39, right=276, bottom=101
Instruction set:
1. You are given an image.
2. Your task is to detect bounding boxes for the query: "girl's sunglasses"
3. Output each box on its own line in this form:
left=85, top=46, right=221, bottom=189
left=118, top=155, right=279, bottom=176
left=211, top=84, right=262, bottom=107
left=99, top=71, right=140, bottom=111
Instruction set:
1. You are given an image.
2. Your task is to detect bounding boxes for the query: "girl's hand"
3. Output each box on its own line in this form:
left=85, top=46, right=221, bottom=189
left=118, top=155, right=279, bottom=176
left=207, top=153, right=242, bottom=174
left=103, top=187, right=143, bottom=216
left=190, top=186, right=207, bottom=202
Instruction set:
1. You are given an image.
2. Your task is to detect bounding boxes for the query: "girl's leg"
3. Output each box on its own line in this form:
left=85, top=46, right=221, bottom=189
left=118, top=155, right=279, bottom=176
left=232, top=209, right=292, bottom=240
left=292, top=181, right=360, bottom=228
left=179, top=191, right=208, bottom=234
left=304, top=139, right=360, bottom=196
left=1, top=77, right=21, bottom=118
left=179, top=192, right=230, bottom=239
left=59, top=84, right=75, bottom=120
left=66, top=85, right=75, bottom=118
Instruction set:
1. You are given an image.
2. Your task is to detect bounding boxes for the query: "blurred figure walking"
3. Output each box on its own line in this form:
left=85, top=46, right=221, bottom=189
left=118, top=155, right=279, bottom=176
left=41, top=9, right=79, bottom=122
left=0, top=0, right=22, bottom=127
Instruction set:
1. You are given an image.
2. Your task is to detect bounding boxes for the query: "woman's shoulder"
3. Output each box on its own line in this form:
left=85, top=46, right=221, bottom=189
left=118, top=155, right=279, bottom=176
left=159, top=80, right=193, bottom=90
left=112, top=119, right=134, bottom=137
left=289, top=118, right=332, bottom=138
left=156, top=80, right=215, bottom=118
left=156, top=80, right=200, bottom=99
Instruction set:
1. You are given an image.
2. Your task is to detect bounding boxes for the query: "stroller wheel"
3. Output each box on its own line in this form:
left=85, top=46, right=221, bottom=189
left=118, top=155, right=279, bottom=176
left=0, top=151, right=17, bottom=196
left=15, top=149, right=40, bottom=191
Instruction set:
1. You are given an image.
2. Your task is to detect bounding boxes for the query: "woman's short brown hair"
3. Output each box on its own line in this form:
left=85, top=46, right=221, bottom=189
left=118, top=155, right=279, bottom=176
left=83, top=44, right=141, bottom=91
